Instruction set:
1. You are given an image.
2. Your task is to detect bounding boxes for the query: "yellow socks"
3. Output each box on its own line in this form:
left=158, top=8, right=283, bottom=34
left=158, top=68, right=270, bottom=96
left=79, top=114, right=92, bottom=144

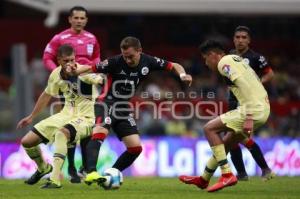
left=202, top=156, right=218, bottom=181
left=211, top=144, right=231, bottom=174
left=23, top=146, right=47, bottom=172
left=50, top=132, right=68, bottom=184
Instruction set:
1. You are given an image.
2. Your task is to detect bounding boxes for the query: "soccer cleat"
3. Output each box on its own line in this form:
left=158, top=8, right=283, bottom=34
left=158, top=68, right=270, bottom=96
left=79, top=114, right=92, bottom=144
left=261, top=169, right=275, bottom=181
left=84, top=171, right=107, bottom=186
left=25, top=164, right=53, bottom=185
left=178, top=175, right=209, bottom=189
left=78, top=166, right=87, bottom=178
left=237, top=172, right=249, bottom=181
left=40, top=179, right=62, bottom=189
left=68, top=167, right=81, bottom=183
left=207, top=173, right=238, bottom=192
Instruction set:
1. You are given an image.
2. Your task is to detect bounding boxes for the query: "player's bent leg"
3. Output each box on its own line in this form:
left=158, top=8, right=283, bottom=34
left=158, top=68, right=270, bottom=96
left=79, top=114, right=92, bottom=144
left=112, top=134, right=142, bottom=171
left=242, top=138, right=275, bottom=181
left=21, top=131, right=44, bottom=148
left=204, top=118, right=239, bottom=192
left=84, top=126, right=108, bottom=185
left=67, top=145, right=80, bottom=183
left=25, top=164, right=53, bottom=185
left=62, top=124, right=81, bottom=183
left=230, top=144, right=249, bottom=181
left=78, top=136, right=91, bottom=177
left=22, top=131, right=52, bottom=185
left=179, top=155, right=218, bottom=189
left=45, top=127, right=70, bottom=188
left=203, top=118, right=225, bottom=146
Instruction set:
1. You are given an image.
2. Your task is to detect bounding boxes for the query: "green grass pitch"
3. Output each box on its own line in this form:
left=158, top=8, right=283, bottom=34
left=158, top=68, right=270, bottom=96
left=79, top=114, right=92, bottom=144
left=0, top=177, right=299, bottom=199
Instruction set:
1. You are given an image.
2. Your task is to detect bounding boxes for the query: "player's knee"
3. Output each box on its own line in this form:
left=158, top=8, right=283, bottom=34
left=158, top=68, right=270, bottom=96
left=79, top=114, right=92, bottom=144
left=21, top=137, right=32, bottom=148
left=203, top=123, right=213, bottom=136
left=92, top=126, right=108, bottom=141
left=21, top=132, right=36, bottom=148
left=61, top=124, right=77, bottom=143
left=60, top=127, right=70, bottom=136
left=127, top=146, right=143, bottom=155
left=56, top=128, right=69, bottom=141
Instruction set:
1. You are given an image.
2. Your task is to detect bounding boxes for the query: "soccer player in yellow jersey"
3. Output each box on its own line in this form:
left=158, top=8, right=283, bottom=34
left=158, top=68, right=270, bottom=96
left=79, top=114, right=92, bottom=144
left=179, top=40, right=270, bottom=192
left=17, top=44, right=105, bottom=188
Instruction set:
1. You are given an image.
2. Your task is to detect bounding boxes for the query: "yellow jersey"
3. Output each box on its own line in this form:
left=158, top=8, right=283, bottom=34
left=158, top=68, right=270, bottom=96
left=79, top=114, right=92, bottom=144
left=218, top=55, right=269, bottom=111
left=44, top=65, right=102, bottom=118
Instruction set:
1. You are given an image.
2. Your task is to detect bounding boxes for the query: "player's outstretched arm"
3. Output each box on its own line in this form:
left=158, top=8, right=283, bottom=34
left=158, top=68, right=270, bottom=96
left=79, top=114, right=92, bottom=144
left=171, top=63, right=193, bottom=86
left=74, top=64, right=93, bottom=76
left=80, top=73, right=105, bottom=85
left=16, top=91, right=52, bottom=129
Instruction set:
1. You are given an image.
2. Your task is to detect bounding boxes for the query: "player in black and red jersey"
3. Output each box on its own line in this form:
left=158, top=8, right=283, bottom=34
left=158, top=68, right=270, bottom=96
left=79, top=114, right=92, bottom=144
left=229, top=26, right=275, bottom=181
left=74, top=36, right=192, bottom=184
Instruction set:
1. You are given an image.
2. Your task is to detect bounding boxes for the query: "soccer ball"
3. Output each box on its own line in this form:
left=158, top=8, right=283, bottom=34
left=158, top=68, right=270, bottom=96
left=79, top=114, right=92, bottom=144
left=101, top=168, right=123, bottom=190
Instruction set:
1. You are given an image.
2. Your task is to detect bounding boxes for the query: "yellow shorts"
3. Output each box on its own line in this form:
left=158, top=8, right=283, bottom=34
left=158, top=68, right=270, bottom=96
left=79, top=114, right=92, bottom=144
left=220, top=104, right=270, bottom=135
left=33, top=112, right=94, bottom=144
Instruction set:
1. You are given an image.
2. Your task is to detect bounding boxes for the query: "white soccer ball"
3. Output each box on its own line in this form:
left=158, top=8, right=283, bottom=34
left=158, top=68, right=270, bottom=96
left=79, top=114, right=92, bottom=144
left=102, top=168, right=123, bottom=190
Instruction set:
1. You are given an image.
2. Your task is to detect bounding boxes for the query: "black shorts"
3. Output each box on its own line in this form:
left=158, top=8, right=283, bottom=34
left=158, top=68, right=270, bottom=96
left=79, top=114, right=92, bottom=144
left=94, top=99, right=139, bottom=140
left=228, top=91, right=238, bottom=111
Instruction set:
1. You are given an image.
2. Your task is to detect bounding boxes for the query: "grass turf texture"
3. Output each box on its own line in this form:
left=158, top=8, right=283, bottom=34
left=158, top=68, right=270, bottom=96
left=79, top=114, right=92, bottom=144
left=0, top=177, right=299, bottom=199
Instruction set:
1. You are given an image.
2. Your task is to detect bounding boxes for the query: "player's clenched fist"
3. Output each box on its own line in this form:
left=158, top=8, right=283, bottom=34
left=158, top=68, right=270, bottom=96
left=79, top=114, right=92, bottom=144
left=180, top=73, right=193, bottom=87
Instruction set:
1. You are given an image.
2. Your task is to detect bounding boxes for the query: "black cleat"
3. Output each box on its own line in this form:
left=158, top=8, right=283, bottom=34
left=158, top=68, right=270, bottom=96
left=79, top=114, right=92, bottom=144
left=68, top=167, right=81, bottom=183
left=262, top=169, right=275, bottom=181
left=25, top=164, right=53, bottom=185
left=78, top=166, right=87, bottom=178
left=237, top=172, right=249, bottom=181
left=40, top=179, right=62, bottom=189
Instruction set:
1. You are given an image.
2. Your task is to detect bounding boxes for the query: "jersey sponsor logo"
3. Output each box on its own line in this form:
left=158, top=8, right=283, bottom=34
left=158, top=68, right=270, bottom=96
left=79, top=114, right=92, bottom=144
left=119, top=70, right=127, bottom=75
left=141, top=67, right=149, bottom=75
left=130, top=72, right=138, bottom=76
left=222, top=64, right=231, bottom=76
left=87, top=44, right=94, bottom=56
left=243, top=58, right=250, bottom=65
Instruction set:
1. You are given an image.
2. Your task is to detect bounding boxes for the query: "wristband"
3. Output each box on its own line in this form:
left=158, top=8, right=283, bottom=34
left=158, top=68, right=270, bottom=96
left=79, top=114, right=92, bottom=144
left=179, top=73, right=186, bottom=78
